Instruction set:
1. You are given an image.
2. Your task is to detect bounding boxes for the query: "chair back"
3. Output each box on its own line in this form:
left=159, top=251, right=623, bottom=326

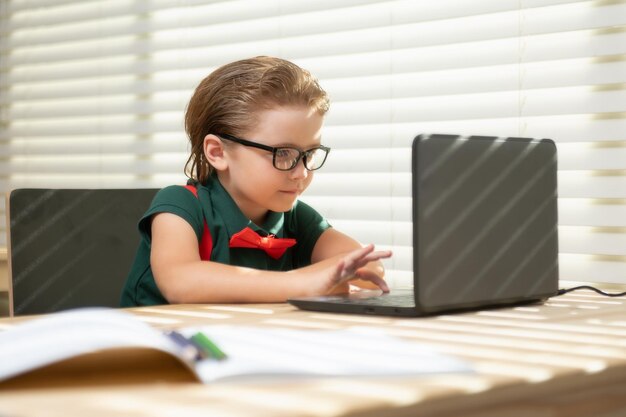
left=6, top=188, right=158, bottom=316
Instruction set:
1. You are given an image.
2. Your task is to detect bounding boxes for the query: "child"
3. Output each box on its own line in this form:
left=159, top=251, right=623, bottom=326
left=120, top=56, right=391, bottom=307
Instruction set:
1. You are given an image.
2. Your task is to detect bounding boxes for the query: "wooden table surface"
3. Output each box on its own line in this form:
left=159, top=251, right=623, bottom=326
left=1, top=289, right=626, bottom=417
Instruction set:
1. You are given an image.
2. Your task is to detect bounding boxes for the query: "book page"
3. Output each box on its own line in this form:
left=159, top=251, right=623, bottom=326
left=182, top=325, right=473, bottom=382
left=0, top=308, right=187, bottom=382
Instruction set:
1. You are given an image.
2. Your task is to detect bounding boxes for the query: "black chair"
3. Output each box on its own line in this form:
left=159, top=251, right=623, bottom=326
left=6, top=188, right=158, bottom=316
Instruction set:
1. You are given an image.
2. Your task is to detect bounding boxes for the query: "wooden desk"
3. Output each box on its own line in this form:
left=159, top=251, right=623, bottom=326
left=1, top=290, right=626, bottom=417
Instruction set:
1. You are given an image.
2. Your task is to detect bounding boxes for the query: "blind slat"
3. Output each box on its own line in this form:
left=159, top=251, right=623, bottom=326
left=303, top=196, right=626, bottom=228
left=310, top=172, right=626, bottom=199
left=5, top=88, right=625, bottom=126
left=6, top=59, right=625, bottom=105
left=559, top=254, right=626, bottom=283
left=5, top=29, right=624, bottom=83
left=559, top=226, right=626, bottom=256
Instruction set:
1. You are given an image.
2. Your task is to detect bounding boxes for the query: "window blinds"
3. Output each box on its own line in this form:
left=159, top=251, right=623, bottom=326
left=1, top=0, right=625, bottom=287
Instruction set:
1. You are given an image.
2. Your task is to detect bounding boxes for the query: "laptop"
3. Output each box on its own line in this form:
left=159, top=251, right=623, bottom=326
left=288, top=133, right=559, bottom=317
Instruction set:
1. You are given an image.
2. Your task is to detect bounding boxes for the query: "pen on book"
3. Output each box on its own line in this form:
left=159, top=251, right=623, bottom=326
left=190, top=332, right=228, bottom=361
left=164, top=330, right=202, bottom=362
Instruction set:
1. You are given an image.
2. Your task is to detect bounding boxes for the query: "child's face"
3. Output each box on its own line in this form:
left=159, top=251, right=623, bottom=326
left=220, top=106, right=324, bottom=224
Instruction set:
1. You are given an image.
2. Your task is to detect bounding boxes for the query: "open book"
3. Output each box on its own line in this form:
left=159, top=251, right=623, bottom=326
left=0, top=308, right=472, bottom=387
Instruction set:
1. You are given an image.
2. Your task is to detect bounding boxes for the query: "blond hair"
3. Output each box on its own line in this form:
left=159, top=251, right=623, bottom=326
left=184, top=56, right=330, bottom=183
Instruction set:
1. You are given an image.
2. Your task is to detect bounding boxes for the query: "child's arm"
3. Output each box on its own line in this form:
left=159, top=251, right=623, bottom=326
left=150, top=213, right=390, bottom=304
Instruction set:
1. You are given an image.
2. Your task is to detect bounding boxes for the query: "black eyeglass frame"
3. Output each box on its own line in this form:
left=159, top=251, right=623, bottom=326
left=217, top=133, right=331, bottom=171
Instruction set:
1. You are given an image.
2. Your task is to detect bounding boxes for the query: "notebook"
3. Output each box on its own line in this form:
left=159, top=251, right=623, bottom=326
left=288, top=133, right=559, bottom=317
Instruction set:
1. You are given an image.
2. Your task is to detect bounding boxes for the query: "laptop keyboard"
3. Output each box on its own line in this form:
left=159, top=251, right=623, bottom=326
left=332, top=292, right=415, bottom=307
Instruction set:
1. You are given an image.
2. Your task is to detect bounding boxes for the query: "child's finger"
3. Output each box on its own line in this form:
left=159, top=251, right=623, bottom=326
left=361, top=250, right=392, bottom=263
left=337, top=245, right=390, bottom=285
left=340, top=245, right=375, bottom=273
left=355, top=271, right=390, bottom=292
left=327, top=260, right=347, bottom=292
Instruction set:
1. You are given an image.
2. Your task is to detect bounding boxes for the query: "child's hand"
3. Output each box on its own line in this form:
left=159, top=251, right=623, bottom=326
left=309, top=244, right=391, bottom=296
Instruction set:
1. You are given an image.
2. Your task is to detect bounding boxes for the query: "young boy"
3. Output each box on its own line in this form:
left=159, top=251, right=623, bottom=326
left=120, top=56, right=391, bottom=307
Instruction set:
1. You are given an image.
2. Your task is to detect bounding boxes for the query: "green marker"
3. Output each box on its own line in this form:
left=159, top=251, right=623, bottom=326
left=190, top=332, right=228, bottom=360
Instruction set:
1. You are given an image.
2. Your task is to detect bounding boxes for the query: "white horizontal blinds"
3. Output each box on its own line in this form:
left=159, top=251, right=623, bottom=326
left=0, top=0, right=196, bottom=251
left=1, top=0, right=625, bottom=285
left=309, top=0, right=626, bottom=286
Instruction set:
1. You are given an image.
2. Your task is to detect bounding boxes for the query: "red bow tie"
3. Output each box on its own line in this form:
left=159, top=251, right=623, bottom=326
left=229, top=227, right=296, bottom=259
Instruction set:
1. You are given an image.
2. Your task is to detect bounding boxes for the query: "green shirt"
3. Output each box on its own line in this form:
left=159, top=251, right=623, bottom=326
left=120, top=177, right=331, bottom=307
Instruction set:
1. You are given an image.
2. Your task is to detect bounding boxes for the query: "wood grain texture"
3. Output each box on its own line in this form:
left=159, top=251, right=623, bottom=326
left=1, top=290, right=625, bottom=416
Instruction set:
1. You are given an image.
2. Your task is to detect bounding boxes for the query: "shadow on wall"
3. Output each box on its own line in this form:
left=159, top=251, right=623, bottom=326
left=0, top=252, right=7, bottom=317
left=0, top=293, right=7, bottom=317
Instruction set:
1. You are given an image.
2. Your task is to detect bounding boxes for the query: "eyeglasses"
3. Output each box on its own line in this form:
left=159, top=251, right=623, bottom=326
left=218, top=133, right=330, bottom=171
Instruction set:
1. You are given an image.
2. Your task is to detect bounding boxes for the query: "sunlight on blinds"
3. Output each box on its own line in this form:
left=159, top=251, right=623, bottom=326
left=1, top=0, right=625, bottom=286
